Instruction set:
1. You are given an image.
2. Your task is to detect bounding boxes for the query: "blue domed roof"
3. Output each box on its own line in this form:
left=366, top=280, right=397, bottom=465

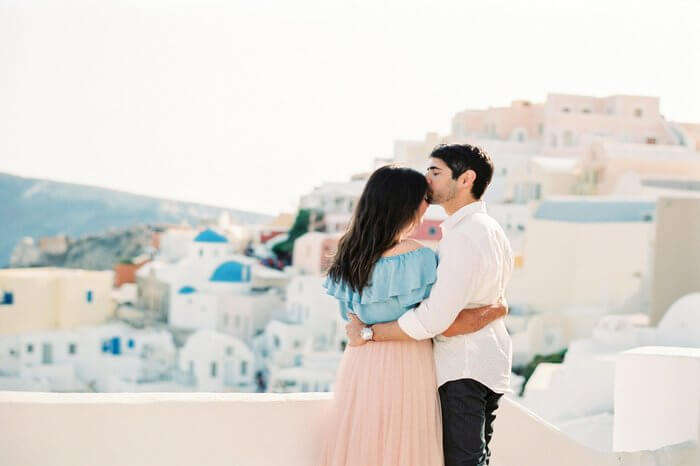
left=210, top=261, right=250, bottom=283
left=194, top=229, right=228, bottom=243
left=178, top=286, right=197, bottom=294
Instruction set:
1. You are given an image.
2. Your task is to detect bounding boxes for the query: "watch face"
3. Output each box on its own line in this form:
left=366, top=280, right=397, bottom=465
left=361, top=327, right=373, bottom=341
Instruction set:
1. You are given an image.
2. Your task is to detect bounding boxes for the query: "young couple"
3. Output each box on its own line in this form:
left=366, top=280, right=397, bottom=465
left=319, top=144, right=514, bottom=466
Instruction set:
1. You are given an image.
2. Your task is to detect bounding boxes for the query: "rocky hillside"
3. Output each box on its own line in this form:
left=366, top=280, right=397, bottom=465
left=10, top=226, right=154, bottom=270
left=0, top=172, right=271, bottom=267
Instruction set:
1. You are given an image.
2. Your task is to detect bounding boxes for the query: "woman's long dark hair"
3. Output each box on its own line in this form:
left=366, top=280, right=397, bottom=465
left=326, top=165, right=428, bottom=293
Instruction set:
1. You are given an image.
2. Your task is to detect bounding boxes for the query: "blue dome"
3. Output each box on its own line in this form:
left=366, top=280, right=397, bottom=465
left=210, top=261, right=251, bottom=283
left=194, top=229, right=228, bottom=243
left=178, top=286, right=197, bottom=294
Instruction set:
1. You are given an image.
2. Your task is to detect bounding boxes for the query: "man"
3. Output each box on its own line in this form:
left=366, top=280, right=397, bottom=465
left=346, top=143, right=514, bottom=466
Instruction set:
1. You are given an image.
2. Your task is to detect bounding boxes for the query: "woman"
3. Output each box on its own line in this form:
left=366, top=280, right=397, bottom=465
left=318, top=165, right=504, bottom=466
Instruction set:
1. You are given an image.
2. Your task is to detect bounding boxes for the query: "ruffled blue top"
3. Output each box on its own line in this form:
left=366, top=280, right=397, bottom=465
left=322, top=247, right=438, bottom=325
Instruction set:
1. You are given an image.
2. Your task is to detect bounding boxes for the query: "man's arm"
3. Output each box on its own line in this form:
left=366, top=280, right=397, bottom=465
left=346, top=233, right=500, bottom=345
left=395, top=232, right=488, bottom=339
left=441, top=301, right=507, bottom=337
left=346, top=302, right=507, bottom=346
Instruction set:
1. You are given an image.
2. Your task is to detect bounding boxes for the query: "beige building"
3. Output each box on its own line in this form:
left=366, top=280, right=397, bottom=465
left=649, top=197, right=700, bottom=325
left=396, top=93, right=699, bottom=195
left=0, top=268, right=115, bottom=335
left=452, top=99, right=545, bottom=143
left=291, top=232, right=341, bottom=276
left=450, top=94, right=692, bottom=152
left=577, top=141, right=700, bottom=195
left=514, top=197, right=656, bottom=319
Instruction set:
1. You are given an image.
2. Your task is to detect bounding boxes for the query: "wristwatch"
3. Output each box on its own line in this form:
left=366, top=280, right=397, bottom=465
left=360, top=326, right=374, bottom=342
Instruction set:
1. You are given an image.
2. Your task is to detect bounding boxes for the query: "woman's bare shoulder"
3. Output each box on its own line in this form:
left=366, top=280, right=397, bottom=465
left=400, top=239, right=425, bottom=252
left=381, top=239, right=426, bottom=257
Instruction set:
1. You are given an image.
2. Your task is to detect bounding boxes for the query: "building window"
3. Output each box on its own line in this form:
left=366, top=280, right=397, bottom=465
left=68, top=343, right=77, bottom=354
left=86, top=290, right=93, bottom=303
left=646, top=137, right=657, bottom=144
left=293, top=340, right=302, bottom=349
left=240, top=361, right=247, bottom=375
left=273, top=336, right=280, bottom=349
left=102, top=341, right=109, bottom=353
left=210, top=362, right=217, bottom=378
left=26, top=343, right=34, bottom=353
left=199, top=249, right=203, bottom=257
left=226, top=346, right=233, bottom=356
left=235, top=315, right=241, bottom=328
left=550, top=134, right=557, bottom=147
left=635, top=108, right=643, bottom=117
left=562, top=107, right=571, bottom=113
left=538, top=123, right=544, bottom=136
left=563, top=131, right=573, bottom=147
left=1, top=292, right=13, bottom=305
left=127, top=339, right=134, bottom=348
left=582, top=108, right=591, bottom=114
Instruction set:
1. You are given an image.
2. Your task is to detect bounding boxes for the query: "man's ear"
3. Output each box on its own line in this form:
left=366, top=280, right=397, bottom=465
left=459, top=169, right=476, bottom=188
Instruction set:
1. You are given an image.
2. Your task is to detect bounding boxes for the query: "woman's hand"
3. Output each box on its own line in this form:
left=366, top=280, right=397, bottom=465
left=441, top=302, right=508, bottom=337
left=345, top=313, right=368, bottom=347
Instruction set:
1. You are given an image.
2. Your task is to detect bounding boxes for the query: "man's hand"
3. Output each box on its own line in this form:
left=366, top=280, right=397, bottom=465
left=345, top=313, right=368, bottom=347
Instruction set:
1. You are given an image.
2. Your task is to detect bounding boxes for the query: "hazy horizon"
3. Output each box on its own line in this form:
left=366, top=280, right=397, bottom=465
left=1, top=0, right=698, bottom=215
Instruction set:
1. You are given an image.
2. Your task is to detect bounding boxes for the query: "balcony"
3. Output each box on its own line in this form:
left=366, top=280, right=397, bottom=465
left=1, top=388, right=697, bottom=466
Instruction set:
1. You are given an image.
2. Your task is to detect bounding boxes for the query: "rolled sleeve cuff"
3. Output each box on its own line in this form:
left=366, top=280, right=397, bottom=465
left=397, top=310, right=434, bottom=340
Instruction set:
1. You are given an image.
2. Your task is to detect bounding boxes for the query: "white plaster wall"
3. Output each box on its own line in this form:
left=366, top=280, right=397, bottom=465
left=613, top=346, right=700, bottom=452
left=2, top=392, right=695, bottom=466
left=521, top=220, right=652, bottom=314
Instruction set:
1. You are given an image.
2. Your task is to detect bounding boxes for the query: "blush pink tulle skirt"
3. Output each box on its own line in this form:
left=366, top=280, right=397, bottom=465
left=318, top=339, right=444, bottom=466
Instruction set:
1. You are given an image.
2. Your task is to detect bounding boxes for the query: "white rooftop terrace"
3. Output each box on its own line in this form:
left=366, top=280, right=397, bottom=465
left=1, top=346, right=699, bottom=466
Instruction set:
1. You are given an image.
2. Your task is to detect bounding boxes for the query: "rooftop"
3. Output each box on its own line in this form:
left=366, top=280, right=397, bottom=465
left=534, top=198, right=656, bottom=223
left=1, top=391, right=696, bottom=466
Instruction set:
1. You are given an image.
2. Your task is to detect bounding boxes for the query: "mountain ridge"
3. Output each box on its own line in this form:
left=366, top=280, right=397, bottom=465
left=0, top=172, right=272, bottom=267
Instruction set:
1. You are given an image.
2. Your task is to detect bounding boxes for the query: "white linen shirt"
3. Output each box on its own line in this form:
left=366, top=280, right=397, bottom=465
left=397, top=200, right=514, bottom=393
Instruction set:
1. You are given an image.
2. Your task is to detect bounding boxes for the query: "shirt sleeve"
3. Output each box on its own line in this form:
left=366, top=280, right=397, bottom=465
left=397, top=231, right=486, bottom=339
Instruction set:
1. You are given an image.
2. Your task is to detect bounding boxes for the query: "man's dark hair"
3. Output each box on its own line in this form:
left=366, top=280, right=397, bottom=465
left=430, top=144, right=494, bottom=199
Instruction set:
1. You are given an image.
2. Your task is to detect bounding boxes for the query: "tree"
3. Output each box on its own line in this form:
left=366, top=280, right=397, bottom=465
left=271, top=209, right=324, bottom=263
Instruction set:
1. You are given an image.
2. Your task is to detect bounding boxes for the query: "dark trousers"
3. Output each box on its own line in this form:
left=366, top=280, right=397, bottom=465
left=438, top=378, right=503, bottom=466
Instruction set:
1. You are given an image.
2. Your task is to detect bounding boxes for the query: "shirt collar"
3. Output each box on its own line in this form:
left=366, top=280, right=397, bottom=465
left=440, top=200, right=487, bottom=231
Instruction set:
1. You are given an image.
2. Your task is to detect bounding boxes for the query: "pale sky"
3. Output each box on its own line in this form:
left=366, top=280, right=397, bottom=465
left=1, top=0, right=698, bottom=215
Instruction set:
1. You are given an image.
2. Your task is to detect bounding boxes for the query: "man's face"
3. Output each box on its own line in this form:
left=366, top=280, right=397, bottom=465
left=425, top=157, right=457, bottom=205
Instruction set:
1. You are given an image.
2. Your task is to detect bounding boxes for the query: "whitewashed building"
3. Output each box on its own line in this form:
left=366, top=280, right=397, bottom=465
left=299, top=180, right=365, bottom=233
left=139, top=228, right=287, bottom=341
left=178, top=329, right=255, bottom=392
left=0, top=321, right=176, bottom=392
left=284, top=275, right=342, bottom=351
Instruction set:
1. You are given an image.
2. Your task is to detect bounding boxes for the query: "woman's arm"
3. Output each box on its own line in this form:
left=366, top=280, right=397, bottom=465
left=441, top=302, right=508, bottom=337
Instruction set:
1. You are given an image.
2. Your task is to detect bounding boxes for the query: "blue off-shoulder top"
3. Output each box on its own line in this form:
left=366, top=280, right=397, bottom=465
left=322, top=247, right=438, bottom=325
